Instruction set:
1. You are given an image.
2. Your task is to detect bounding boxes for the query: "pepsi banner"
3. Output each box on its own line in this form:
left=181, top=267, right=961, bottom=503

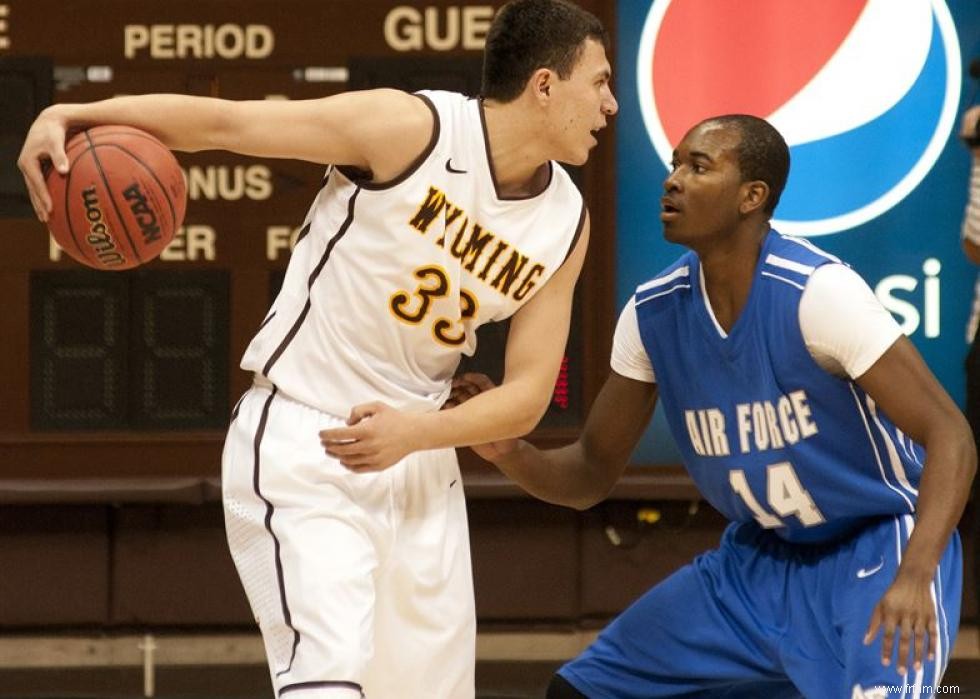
left=617, top=0, right=980, bottom=464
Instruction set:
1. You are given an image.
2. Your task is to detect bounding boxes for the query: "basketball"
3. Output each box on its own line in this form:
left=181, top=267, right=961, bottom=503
left=44, top=125, right=187, bottom=271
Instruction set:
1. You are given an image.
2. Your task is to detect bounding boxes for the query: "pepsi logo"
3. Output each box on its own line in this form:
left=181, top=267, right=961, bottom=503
left=638, top=0, right=962, bottom=236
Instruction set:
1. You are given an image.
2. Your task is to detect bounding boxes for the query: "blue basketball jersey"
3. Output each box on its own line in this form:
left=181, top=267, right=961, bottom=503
left=634, top=231, right=924, bottom=543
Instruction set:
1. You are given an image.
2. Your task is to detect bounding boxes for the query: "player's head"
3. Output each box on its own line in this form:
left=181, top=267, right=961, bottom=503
left=482, top=0, right=608, bottom=103
left=482, top=0, right=617, bottom=165
left=661, top=115, right=789, bottom=245
left=708, top=115, right=790, bottom=217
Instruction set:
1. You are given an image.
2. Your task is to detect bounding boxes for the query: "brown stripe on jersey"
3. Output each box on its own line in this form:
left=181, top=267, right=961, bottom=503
left=229, top=390, right=247, bottom=421
left=280, top=681, right=364, bottom=696
left=341, top=93, right=441, bottom=191
left=294, top=221, right=311, bottom=246
left=288, top=169, right=328, bottom=247
left=477, top=97, right=553, bottom=201
left=257, top=310, right=277, bottom=333
left=556, top=200, right=588, bottom=270
left=247, top=386, right=302, bottom=677
left=261, top=187, right=361, bottom=377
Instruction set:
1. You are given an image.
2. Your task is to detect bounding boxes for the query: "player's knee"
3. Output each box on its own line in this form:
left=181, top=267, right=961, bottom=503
left=546, top=672, right=589, bottom=699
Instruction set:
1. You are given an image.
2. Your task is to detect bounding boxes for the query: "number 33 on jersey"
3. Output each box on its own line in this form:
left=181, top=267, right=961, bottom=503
left=390, top=265, right=477, bottom=347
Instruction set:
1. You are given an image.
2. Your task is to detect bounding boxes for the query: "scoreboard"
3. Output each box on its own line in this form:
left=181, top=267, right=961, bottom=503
left=0, top=0, right=617, bottom=479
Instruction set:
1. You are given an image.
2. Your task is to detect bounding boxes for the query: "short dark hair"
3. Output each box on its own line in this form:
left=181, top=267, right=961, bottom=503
left=481, top=0, right=608, bottom=103
left=700, top=115, right=790, bottom=216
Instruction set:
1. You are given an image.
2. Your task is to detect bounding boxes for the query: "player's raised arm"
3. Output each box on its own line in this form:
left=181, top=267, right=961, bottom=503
left=17, top=89, right=434, bottom=221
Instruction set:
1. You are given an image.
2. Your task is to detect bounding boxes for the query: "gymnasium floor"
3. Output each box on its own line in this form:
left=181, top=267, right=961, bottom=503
left=2, top=628, right=980, bottom=698
left=0, top=630, right=577, bottom=698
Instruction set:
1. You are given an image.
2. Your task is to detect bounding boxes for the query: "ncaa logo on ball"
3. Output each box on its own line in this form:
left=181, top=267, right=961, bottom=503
left=637, top=0, right=962, bottom=236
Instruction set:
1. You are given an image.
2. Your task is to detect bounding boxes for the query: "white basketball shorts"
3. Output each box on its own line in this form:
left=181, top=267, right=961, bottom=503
left=222, top=380, right=476, bottom=698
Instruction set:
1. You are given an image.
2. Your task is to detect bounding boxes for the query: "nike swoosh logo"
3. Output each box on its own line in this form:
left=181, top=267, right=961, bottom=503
left=857, top=559, right=885, bottom=579
left=445, top=158, right=466, bottom=174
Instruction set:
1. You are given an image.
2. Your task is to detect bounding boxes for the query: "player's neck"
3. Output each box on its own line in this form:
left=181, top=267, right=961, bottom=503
left=697, top=223, right=769, bottom=332
left=696, top=222, right=769, bottom=276
left=481, top=98, right=551, bottom=198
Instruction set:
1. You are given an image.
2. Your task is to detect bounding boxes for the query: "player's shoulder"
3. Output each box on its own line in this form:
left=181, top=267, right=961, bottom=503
left=761, top=231, right=847, bottom=292
left=766, top=230, right=843, bottom=269
left=412, top=90, right=482, bottom=155
left=633, top=252, right=696, bottom=306
left=414, top=88, right=467, bottom=102
left=412, top=89, right=471, bottom=118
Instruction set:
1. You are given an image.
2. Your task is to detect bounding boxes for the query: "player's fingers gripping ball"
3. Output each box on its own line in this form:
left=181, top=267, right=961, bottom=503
left=44, top=125, right=187, bottom=270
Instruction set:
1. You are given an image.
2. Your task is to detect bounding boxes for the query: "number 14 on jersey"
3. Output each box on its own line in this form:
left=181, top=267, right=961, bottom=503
left=729, top=462, right=826, bottom=528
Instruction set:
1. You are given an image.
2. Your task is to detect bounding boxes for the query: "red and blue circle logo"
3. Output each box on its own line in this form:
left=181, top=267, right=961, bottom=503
left=638, top=0, right=962, bottom=236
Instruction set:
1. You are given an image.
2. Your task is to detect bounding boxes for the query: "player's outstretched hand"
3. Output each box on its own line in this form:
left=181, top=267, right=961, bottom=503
left=319, top=402, right=420, bottom=472
left=17, top=106, right=70, bottom=222
left=863, top=568, right=938, bottom=676
left=446, top=372, right=520, bottom=464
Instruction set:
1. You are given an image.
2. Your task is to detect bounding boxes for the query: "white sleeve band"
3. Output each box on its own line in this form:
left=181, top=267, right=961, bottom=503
left=610, top=296, right=657, bottom=383
left=799, top=264, right=903, bottom=379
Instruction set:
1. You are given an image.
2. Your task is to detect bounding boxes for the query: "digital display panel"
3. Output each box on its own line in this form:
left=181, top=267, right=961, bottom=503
left=30, top=270, right=229, bottom=431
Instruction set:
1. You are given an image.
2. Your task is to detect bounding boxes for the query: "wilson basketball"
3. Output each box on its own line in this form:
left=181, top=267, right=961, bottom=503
left=45, top=125, right=187, bottom=271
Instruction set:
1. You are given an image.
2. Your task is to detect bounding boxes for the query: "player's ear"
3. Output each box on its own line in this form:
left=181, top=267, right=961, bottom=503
left=531, top=68, right=553, bottom=103
left=739, top=181, right=769, bottom=216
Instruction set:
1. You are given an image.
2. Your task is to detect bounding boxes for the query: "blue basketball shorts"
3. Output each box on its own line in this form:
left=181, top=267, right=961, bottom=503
left=560, top=516, right=961, bottom=698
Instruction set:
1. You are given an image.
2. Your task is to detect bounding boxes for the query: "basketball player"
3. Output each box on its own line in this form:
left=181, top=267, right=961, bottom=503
left=456, top=116, right=975, bottom=698
left=17, top=1, right=617, bottom=697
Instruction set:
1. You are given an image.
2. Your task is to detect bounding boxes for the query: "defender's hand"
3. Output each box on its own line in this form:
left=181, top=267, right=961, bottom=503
left=863, top=568, right=938, bottom=676
left=17, top=106, right=71, bottom=222
left=446, top=373, right=520, bottom=463
left=319, top=402, right=421, bottom=472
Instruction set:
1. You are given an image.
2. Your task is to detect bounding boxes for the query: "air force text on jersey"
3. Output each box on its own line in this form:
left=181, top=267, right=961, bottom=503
left=685, top=390, right=819, bottom=457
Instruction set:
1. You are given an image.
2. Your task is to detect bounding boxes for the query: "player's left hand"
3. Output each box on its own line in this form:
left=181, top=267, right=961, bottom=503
left=319, top=402, right=421, bottom=472
left=863, top=568, right=938, bottom=676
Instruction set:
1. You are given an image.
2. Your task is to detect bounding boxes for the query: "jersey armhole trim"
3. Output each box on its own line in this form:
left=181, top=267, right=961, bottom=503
left=336, top=92, right=441, bottom=191
left=555, top=201, right=588, bottom=271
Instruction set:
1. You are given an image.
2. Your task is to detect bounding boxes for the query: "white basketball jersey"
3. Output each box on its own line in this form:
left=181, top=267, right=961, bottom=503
left=240, top=90, right=585, bottom=417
